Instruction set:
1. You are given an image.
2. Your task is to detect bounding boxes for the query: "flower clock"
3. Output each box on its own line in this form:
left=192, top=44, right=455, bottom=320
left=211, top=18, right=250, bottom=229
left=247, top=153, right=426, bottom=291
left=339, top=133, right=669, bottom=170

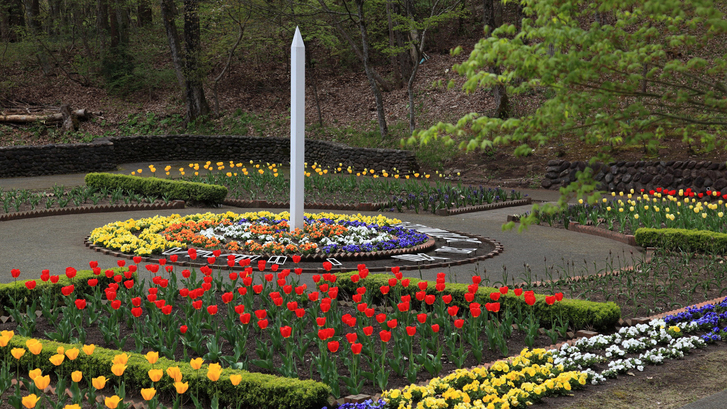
left=89, top=211, right=429, bottom=257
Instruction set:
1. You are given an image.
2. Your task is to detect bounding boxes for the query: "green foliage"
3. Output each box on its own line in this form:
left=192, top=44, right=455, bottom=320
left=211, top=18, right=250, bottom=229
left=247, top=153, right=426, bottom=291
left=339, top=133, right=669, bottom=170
left=0, top=268, right=129, bottom=316
left=635, top=227, right=727, bottom=253
left=335, top=271, right=620, bottom=330
left=411, top=0, right=727, bottom=221
left=100, top=46, right=138, bottom=96
left=0, top=336, right=329, bottom=409
left=84, top=173, right=228, bottom=205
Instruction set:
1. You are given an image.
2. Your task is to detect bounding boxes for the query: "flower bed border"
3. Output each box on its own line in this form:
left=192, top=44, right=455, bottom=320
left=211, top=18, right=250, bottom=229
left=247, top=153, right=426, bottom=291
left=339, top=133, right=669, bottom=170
left=436, top=197, right=532, bottom=216
left=84, top=231, right=504, bottom=273
left=0, top=200, right=186, bottom=222
left=223, top=198, right=388, bottom=212
left=506, top=215, right=638, bottom=247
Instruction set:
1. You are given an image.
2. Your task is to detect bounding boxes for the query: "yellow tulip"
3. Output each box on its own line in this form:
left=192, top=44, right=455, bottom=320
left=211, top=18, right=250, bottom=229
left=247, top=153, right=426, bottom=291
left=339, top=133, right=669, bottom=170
left=104, top=396, right=122, bottom=408
left=229, top=374, right=242, bottom=386
left=49, top=354, right=65, bottom=366
left=112, top=353, right=128, bottom=365
left=190, top=357, right=204, bottom=370
left=166, top=366, right=182, bottom=382
left=92, top=376, right=107, bottom=390
left=145, top=351, right=159, bottom=365
left=26, top=339, right=42, bottom=355
left=82, top=344, right=95, bottom=356
left=174, top=381, right=189, bottom=394
left=56, top=346, right=65, bottom=355
left=111, top=364, right=127, bottom=377
left=0, top=330, right=13, bottom=343
left=207, top=363, right=222, bottom=382
left=22, top=394, right=40, bottom=408
left=64, top=405, right=81, bottom=409
left=140, top=388, right=156, bottom=401
left=148, top=369, right=163, bottom=382
left=28, top=369, right=42, bottom=380
left=0, top=335, right=10, bottom=347
left=11, top=348, right=25, bottom=360
left=65, top=348, right=79, bottom=360
left=71, top=371, right=83, bottom=383
left=34, top=374, right=51, bottom=390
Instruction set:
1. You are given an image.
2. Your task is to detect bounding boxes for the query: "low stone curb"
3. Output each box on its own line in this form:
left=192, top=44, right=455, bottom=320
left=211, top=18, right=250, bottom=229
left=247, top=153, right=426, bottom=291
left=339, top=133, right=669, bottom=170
left=0, top=200, right=186, bottom=222
left=223, top=198, right=388, bottom=212
left=436, top=198, right=532, bottom=216
left=568, top=221, right=637, bottom=246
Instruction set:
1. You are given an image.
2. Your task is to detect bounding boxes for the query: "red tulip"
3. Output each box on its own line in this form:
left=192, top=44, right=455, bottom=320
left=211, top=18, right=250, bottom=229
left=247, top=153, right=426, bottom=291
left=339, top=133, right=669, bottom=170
left=162, top=305, right=172, bottom=315
left=379, top=330, right=391, bottom=342
left=40, top=270, right=50, bottom=282
left=308, top=292, right=319, bottom=302
left=397, top=302, right=410, bottom=312
left=363, top=326, right=373, bottom=336
left=319, top=283, right=329, bottom=293
left=292, top=255, right=301, bottom=263
left=322, top=261, right=333, bottom=271
left=180, top=325, right=188, bottom=334
left=188, top=248, right=197, bottom=260
left=406, top=326, right=416, bottom=336
left=221, top=292, right=234, bottom=304
left=431, top=324, right=440, bottom=333
left=131, top=297, right=141, bottom=307
left=74, top=298, right=86, bottom=309
left=65, top=267, right=77, bottom=279
left=182, top=269, right=191, bottom=278
left=453, top=319, right=464, bottom=328
left=280, top=326, right=292, bottom=338
left=113, top=275, right=123, bottom=283
left=351, top=343, right=363, bottom=355
left=356, top=287, right=366, bottom=295
left=435, top=283, right=446, bottom=292
left=25, top=280, right=36, bottom=290
left=258, top=260, right=266, bottom=271
left=117, top=260, right=125, bottom=267
left=133, top=256, right=142, bottom=264
left=514, top=288, right=523, bottom=296
left=442, top=294, right=452, bottom=304
left=364, top=308, right=375, bottom=318
left=327, top=341, right=339, bottom=353
left=545, top=296, right=556, bottom=305
left=447, top=306, right=459, bottom=316
left=319, top=302, right=330, bottom=313
left=417, top=281, right=428, bottom=291
left=470, top=307, right=482, bottom=317
left=464, top=293, right=475, bottom=302
left=50, top=275, right=59, bottom=283
left=207, top=305, right=218, bottom=315
left=524, top=294, right=536, bottom=306
left=499, top=286, right=509, bottom=295
left=258, top=319, right=269, bottom=329
left=376, top=313, right=386, bottom=323
left=240, top=313, right=251, bottom=324
left=387, top=319, right=397, bottom=329
left=124, top=280, right=134, bottom=289
left=346, top=333, right=358, bottom=343
left=154, top=300, right=166, bottom=309
left=555, top=292, right=564, bottom=302
left=425, top=294, right=436, bottom=305
left=490, top=292, right=501, bottom=301
left=105, top=289, right=117, bottom=301
left=255, top=310, right=267, bottom=320
left=131, top=307, right=142, bottom=317
left=61, top=285, right=74, bottom=296
left=192, top=300, right=202, bottom=310
left=87, top=278, right=98, bottom=287
left=417, top=313, right=427, bottom=323
left=388, top=278, right=397, bottom=287
left=252, top=284, right=263, bottom=294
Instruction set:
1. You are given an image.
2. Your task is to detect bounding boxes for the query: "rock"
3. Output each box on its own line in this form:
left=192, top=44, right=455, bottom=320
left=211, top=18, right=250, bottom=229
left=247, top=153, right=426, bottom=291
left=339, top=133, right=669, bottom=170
left=694, top=176, right=705, bottom=188
left=713, top=178, right=727, bottom=191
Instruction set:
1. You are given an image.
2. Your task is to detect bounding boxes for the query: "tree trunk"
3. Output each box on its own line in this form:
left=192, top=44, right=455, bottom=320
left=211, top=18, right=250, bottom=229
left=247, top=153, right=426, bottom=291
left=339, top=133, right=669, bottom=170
left=183, top=0, right=209, bottom=122
left=159, top=0, right=185, bottom=89
left=492, top=66, right=510, bottom=119
left=108, top=0, right=119, bottom=48
left=386, top=0, right=402, bottom=88
left=0, top=0, right=24, bottom=42
left=483, top=0, right=494, bottom=32
left=355, top=0, right=387, bottom=139
left=96, top=0, right=108, bottom=50
left=306, top=46, right=323, bottom=128
left=137, top=0, right=152, bottom=27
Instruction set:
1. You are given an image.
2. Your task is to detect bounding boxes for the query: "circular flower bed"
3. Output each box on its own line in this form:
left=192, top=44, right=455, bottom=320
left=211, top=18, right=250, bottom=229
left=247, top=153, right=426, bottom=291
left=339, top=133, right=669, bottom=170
left=89, top=211, right=429, bottom=257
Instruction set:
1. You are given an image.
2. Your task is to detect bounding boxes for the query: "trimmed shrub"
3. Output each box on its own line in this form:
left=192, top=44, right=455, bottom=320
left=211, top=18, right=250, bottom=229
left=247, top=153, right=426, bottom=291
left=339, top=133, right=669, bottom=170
left=0, top=336, right=329, bottom=409
left=84, top=173, right=227, bottom=205
left=335, top=271, right=620, bottom=331
left=635, top=227, right=727, bottom=253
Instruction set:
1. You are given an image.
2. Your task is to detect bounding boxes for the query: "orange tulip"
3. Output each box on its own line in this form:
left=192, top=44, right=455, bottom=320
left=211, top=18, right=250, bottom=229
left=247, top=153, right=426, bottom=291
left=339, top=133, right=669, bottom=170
left=166, top=366, right=182, bottom=382
left=92, top=376, right=107, bottom=390
left=22, top=394, right=40, bottom=408
left=148, top=369, right=163, bottom=382
left=140, top=388, right=156, bottom=401
left=82, top=344, right=95, bottom=356
left=111, top=364, right=126, bottom=377
left=206, top=363, right=222, bottom=382
left=72, top=371, right=83, bottom=383
left=105, top=396, right=122, bottom=408
left=11, top=348, right=25, bottom=360
left=190, top=357, right=204, bottom=370
left=65, top=348, right=79, bottom=360
left=145, top=351, right=159, bottom=365
left=229, top=374, right=242, bottom=386
left=49, top=354, right=65, bottom=366
left=34, top=374, right=50, bottom=390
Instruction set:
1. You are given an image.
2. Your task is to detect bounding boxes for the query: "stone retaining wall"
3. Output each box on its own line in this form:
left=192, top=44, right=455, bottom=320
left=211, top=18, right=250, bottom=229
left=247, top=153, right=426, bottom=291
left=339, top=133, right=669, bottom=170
left=0, top=135, right=419, bottom=178
left=541, top=159, right=727, bottom=193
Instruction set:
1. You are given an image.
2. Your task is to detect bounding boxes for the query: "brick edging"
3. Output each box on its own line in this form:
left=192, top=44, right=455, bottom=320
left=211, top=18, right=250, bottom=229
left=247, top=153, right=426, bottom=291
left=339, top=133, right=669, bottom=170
left=223, top=199, right=387, bottom=212
left=568, top=222, right=637, bottom=246
left=0, top=200, right=186, bottom=222
left=437, top=197, right=532, bottom=216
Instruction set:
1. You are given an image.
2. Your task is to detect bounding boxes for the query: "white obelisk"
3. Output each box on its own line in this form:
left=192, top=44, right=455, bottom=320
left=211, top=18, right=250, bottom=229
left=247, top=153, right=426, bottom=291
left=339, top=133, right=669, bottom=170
left=290, top=27, right=305, bottom=232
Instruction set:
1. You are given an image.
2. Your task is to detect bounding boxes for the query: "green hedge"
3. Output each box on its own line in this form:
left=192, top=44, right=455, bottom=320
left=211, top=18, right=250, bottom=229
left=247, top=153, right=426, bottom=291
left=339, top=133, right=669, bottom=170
left=0, top=336, right=329, bottom=409
left=335, top=272, right=621, bottom=331
left=84, top=173, right=228, bottom=205
left=635, top=227, right=727, bottom=253
left=0, top=268, right=129, bottom=316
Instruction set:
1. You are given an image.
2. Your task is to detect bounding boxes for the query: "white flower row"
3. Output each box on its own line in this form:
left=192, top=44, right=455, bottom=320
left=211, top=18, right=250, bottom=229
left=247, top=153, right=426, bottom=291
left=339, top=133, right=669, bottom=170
left=551, top=317, right=707, bottom=385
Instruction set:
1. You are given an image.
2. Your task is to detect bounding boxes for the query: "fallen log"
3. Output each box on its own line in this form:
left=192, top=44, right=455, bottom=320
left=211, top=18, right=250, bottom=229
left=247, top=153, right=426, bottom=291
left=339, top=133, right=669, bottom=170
left=0, top=109, right=91, bottom=123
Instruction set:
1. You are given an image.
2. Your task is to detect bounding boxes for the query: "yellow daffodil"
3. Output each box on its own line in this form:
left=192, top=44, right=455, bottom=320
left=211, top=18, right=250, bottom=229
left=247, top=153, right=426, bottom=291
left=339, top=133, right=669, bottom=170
left=207, top=363, right=222, bottom=382
left=190, top=357, right=204, bottom=370
left=141, top=388, right=156, bottom=401
left=22, top=394, right=40, bottom=408
left=166, top=366, right=182, bottom=382
left=92, top=376, right=107, bottom=390
left=174, top=381, right=189, bottom=394
left=104, top=396, right=122, bottom=408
